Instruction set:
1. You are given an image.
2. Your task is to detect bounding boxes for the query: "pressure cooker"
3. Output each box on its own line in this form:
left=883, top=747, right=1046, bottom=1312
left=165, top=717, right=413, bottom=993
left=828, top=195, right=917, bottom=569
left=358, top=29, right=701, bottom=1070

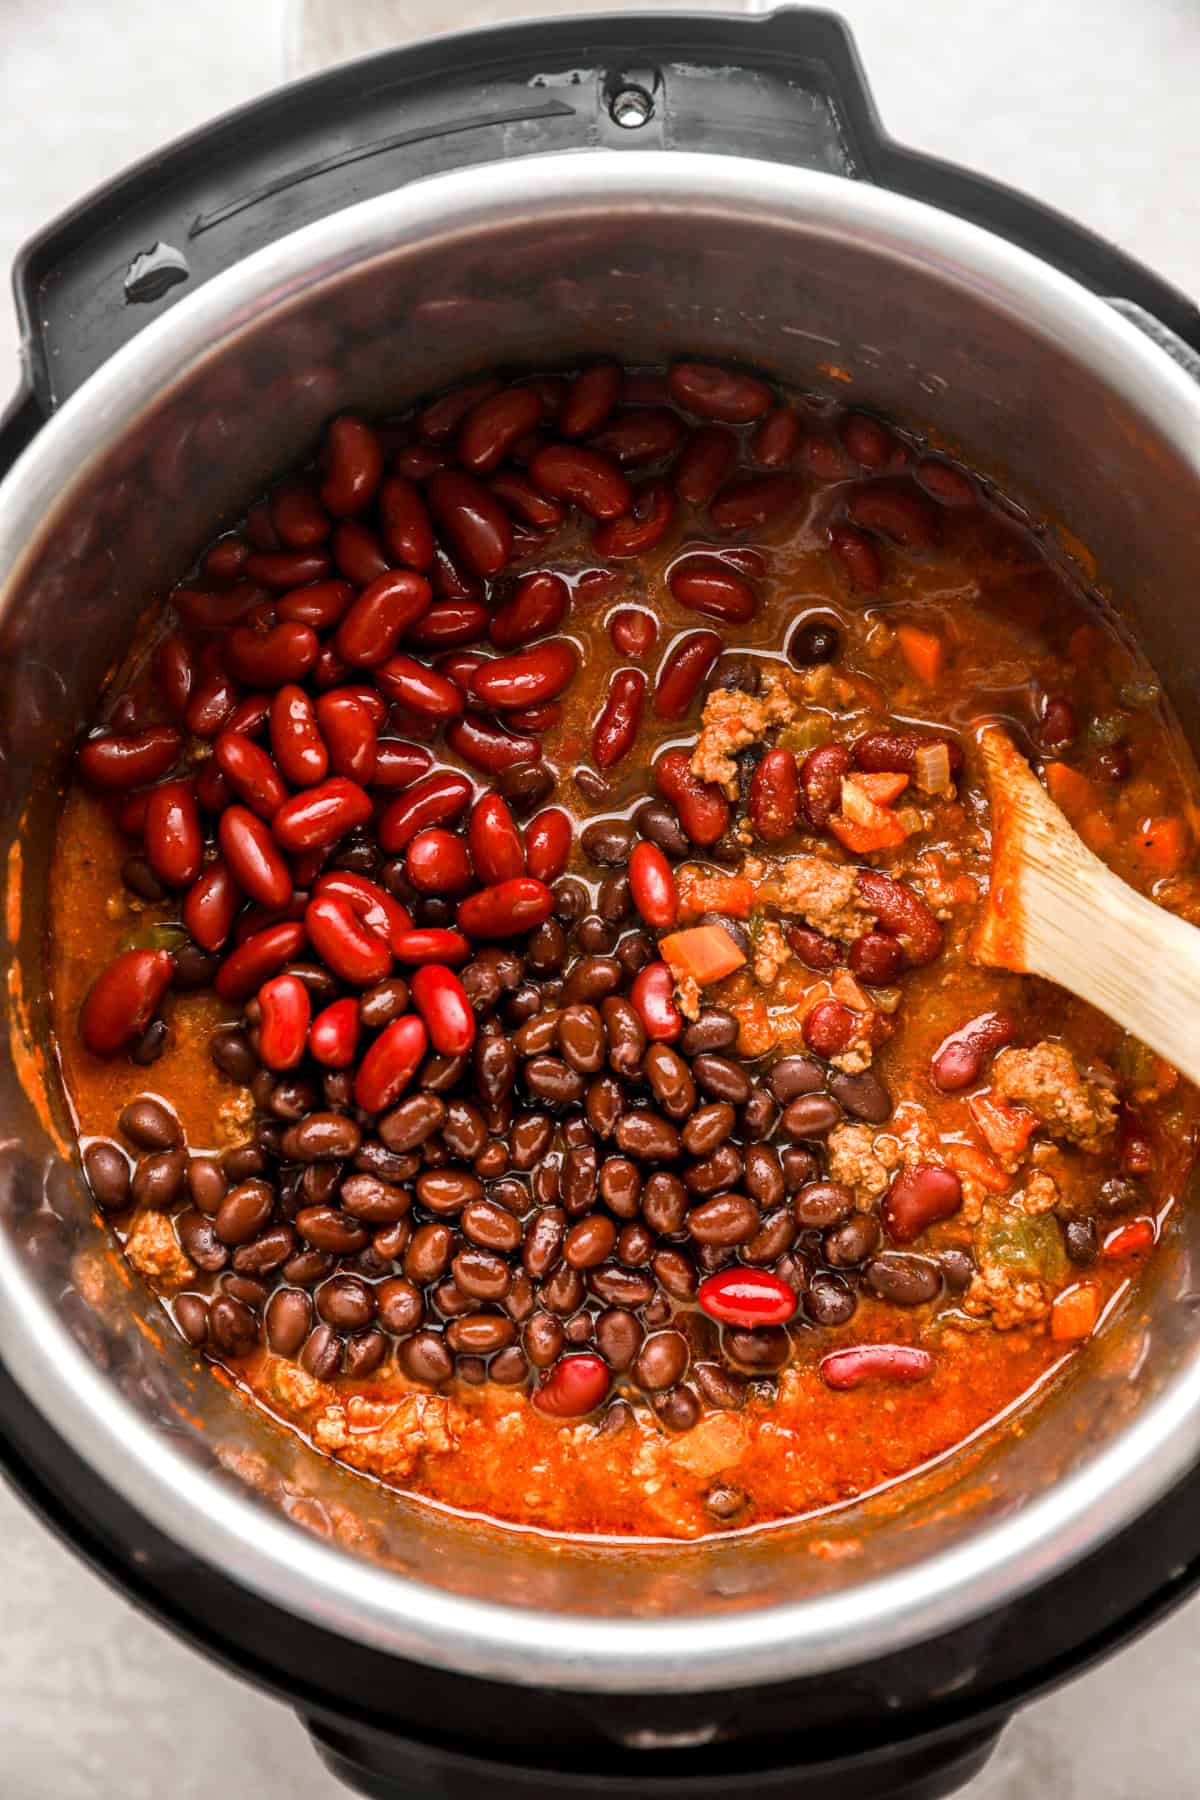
left=3, top=11, right=1200, bottom=1797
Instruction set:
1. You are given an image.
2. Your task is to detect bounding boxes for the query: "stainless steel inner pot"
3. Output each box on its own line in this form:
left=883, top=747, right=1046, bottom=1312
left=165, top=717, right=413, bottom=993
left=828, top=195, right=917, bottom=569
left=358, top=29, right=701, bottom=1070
left=3, top=149, right=1200, bottom=1697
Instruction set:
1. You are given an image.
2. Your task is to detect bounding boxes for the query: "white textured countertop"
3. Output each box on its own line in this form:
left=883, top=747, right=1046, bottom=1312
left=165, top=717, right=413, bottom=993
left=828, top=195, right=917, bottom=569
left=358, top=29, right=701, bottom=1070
left=3, top=2, right=1199, bottom=1794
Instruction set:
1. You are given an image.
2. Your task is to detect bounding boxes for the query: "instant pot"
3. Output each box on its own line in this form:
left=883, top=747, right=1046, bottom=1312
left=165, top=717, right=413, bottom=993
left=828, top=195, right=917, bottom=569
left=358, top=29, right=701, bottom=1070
left=4, top=12, right=1200, bottom=1797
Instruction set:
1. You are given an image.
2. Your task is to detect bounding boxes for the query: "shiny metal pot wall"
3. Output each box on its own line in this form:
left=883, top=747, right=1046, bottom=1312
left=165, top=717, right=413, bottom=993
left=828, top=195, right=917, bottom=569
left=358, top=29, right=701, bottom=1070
left=2, top=151, right=1200, bottom=1694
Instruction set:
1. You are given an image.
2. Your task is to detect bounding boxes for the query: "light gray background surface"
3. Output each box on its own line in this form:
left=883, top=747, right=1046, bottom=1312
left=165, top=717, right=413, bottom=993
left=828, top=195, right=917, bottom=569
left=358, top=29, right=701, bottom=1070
left=2, top=2, right=1198, bottom=1794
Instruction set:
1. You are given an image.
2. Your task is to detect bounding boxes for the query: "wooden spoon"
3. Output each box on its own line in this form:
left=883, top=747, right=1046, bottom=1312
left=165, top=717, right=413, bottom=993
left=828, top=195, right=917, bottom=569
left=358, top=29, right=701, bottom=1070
left=972, top=725, right=1200, bottom=1087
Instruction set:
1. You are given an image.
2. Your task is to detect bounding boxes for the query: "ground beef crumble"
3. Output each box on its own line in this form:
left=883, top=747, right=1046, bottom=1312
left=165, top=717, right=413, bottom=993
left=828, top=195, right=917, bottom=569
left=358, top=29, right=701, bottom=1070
left=124, top=1210, right=195, bottom=1290
left=992, top=1041, right=1118, bottom=1152
left=313, top=1392, right=458, bottom=1481
left=963, top=1263, right=1053, bottom=1331
left=690, top=668, right=828, bottom=796
left=752, top=919, right=793, bottom=986
left=826, top=1123, right=900, bottom=1206
left=754, top=855, right=873, bottom=943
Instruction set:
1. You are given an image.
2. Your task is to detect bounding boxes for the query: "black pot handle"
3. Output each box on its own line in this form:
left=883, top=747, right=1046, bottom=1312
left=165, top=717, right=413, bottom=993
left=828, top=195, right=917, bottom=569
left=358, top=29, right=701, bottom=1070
left=4, top=4, right=1200, bottom=450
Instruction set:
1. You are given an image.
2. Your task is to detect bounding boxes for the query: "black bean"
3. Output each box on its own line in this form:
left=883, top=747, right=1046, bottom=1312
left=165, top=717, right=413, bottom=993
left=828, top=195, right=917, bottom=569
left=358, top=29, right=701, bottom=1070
left=652, top=1386, right=702, bottom=1432
left=211, top=1029, right=259, bottom=1084
left=207, top=1295, right=259, bottom=1359
left=601, top=996, right=646, bottom=1076
left=173, top=943, right=221, bottom=990
left=504, top=983, right=543, bottom=1027
left=526, top=918, right=567, bottom=975
left=865, top=1253, right=942, bottom=1305
left=694, top=1362, right=747, bottom=1411
left=358, top=977, right=411, bottom=1030
left=131, top=1148, right=186, bottom=1210
left=744, top=1208, right=796, bottom=1264
left=403, top=1221, right=453, bottom=1285
left=588, top=1263, right=655, bottom=1307
left=615, top=930, right=655, bottom=976
left=559, top=1004, right=606, bottom=1074
left=379, top=1093, right=447, bottom=1152
left=295, top=1205, right=370, bottom=1255
left=215, top=1178, right=275, bottom=1246
left=616, top=1221, right=654, bottom=1265
left=515, top=1011, right=560, bottom=1056
left=122, top=855, right=167, bottom=902
left=499, top=760, right=554, bottom=813
left=643, top=1044, right=697, bottom=1121
left=1097, top=1176, right=1141, bottom=1216
left=740, top=1086, right=778, bottom=1140
left=460, top=960, right=503, bottom=1014
left=684, top=1144, right=743, bottom=1197
left=642, top=1172, right=688, bottom=1237
left=316, top=1274, right=376, bottom=1329
left=186, top=1155, right=227, bottom=1215
left=725, top=1325, right=789, bottom=1370
left=83, top=1141, right=131, bottom=1211
left=119, top=1096, right=182, bottom=1151
left=353, top=1142, right=416, bottom=1183
left=679, top=1009, right=739, bottom=1056
left=280, top=1113, right=362, bottom=1162
left=682, top=1102, right=736, bottom=1156
left=490, top=1345, right=529, bottom=1385
left=174, top=1293, right=209, bottom=1346
left=523, top=1311, right=566, bottom=1367
left=474, top=1034, right=517, bottom=1107
left=691, top=1054, right=752, bottom=1105
left=711, top=652, right=760, bottom=695
left=635, top=801, right=689, bottom=860
left=339, top=1173, right=411, bottom=1223
left=804, top=1270, right=857, bottom=1325
left=400, top=1328, right=454, bottom=1384
left=789, top=619, right=839, bottom=665
left=653, top=1247, right=698, bottom=1300
left=420, top=1052, right=468, bottom=1093
left=593, top=1308, right=641, bottom=1371
left=564, top=954, right=623, bottom=1004
left=563, top=1311, right=594, bottom=1345
left=782, top=1094, right=842, bottom=1139
left=263, top=1288, right=311, bottom=1354
left=580, top=819, right=636, bottom=866
left=824, top=1213, right=880, bottom=1267
left=177, top=1209, right=229, bottom=1273
left=540, top=1260, right=586, bottom=1314
left=376, top=1276, right=424, bottom=1334
left=344, top=1330, right=388, bottom=1379
left=282, top=1248, right=334, bottom=1286
left=744, top=1144, right=785, bottom=1208
left=563, top=1213, right=615, bottom=1268
left=687, top=1192, right=760, bottom=1246
left=232, top=1224, right=295, bottom=1275
left=281, top=961, right=340, bottom=1004
left=452, top=1246, right=514, bottom=1301
left=781, top=1147, right=820, bottom=1191
left=634, top=1329, right=689, bottom=1391
left=523, top=1208, right=566, bottom=1278
left=767, top=1056, right=826, bottom=1104
left=615, top=1111, right=680, bottom=1160
left=792, top=1180, right=855, bottom=1228
left=1064, top=1219, right=1099, bottom=1265
left=828, top=1068, right=892, bottom=1124
left=552, top=878, right=589, bottom=926
left=131, top=1019, right=168, bottom=1066
left=523, top=1055, right=587, bottom=1106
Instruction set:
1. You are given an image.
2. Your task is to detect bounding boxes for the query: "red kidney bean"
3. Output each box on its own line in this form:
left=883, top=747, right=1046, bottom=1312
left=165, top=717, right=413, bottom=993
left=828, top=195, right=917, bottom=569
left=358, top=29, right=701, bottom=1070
left=114, top=788, right=151, bottom=837
left=532, top=1352, right=610, bottom=1418
left=882, top=1165, right=962, bottom=1243
left=673, top=426, right=737, bottom=506
left=435, top=650, right=489, bottom=696
left=525, top=808, right=572, bottom=883
left=444, top=715, right=540, bottom=774
left=709, top=475, right=804, bottom=532
left=427, top=470, right=513, bottom=577
left=592, top=668, right=646, bottom=769
left=668, top=361, right=772, bottom=423
left=750, top=406, right=801, bottom=467
left=319, top=414, right=384, bottom=516
left=407, top=828, right=473, bottom=895
left=372, top=740, right=434, bottom=789
left=214, top=921, right=306, bottom=1002
left=275, top=579, right=353, bottom=633
left=668, top=556, right=756, bottom=624
left=749, top=748, right=800, bottom=842
left=915, top=459, right=976, bottom=507
left=201, top=535, right=251, bottom=584
left=314, top=691, right=377, bottom=783
left=655, top=749, right=729, bottom=846
left=257, top=973, right=311, bottom=1070
left=820, top=1344, right=934, bottom=1390
left=457, top=385, right=544, bottom=474
left=174, top=581, right=261, bottom=630
left=192, top=763, right=232, bottom=816
left=847, top=480, right=939, bottom=549
left=272, top=777, right=372, bottom=853
left=785, top=927, right=838, bottom=975
left=268, top=685, right=328, bottom=788
left=589, top=409, right=684, bottom=467
left=308, top=995, right=361, bottom=1068
left=332, top=520, right=391, bottom=587
left=698, top=1266, right=797, bottom=1327
left=506, top=702, right=561, bottom=733
left=78, top=726, right=181, bottom=792
left=652, top=630, right=723, bottom=719
left=144, top=780, right=202, bottom=887
left=855, top=869, right=943, bottom=966
left=225, top=621, right=319, bottom=688
left=457, top=877, right=554, bottom=939
left=314, top=871, right=412, bottom=951
left=333, top=570, right=431, bottom=668
left=155, top=636, right=194, bottom=717
left=183, top=859, right=240, bottom=952
left=394, top=444, right=454, bottom=482
left=608, top=609, right=657, bottom=660
left=487, top=467, right=566, bottom=531
left=488, top=571, right=569, bottom=652
left=800, top=742, right=852, bottom=830
left=269, top=477, right=330, bottom=547
left=594, top=481, right=675, bottom=559
left=374, top=655, right=465, bottom=720
left=312, top=644, right=350, bottom=691
left=829, top=521, right=883, bottom=592
left=214, top=732, right=288, bottom=820
left=839, top=413, right=894, bottom=469
left=469, top=793, right=525, bottom=885
left=528, top=444, right=631, bottom=520
left=847, top=932, right=904, bottom=986
left=224, top=693, right=272, bottom=739
left=1038, top=695, right=1077, bottom=750
left=628, top=842, right=678, bottom=929
left=853, top=730, right=964, bottom=778
left=470, top=644, right=575, bottom=715
left=803, top=1000, right=857, bottom=1058
left=560, top=363, right=620, bottom=438
left=354, top=1014, right=428, bottom=1112
left=369, top=476, right=433, bottom=574
left=185, top=670, right=240, bottom=739
left=405, top=599, right=490, bottom=650
left=305, top=892, right=392, bottom=985
left=629, top=961, right=682, bottom=1042
left=430, top=544, right=484, bottom=607
left=419, top=377, right=502, bottom=443
left=377, top=771, right=473, bottom=852
left=392, top=927, right=471, bottom=965
left=79, top=948, right=174, bottom=1056
left=218, top=806, right=292, bottom=908
left=930, top=1010, right=1018, bottom=1092
left=410, top=963, right=476, bottom=1055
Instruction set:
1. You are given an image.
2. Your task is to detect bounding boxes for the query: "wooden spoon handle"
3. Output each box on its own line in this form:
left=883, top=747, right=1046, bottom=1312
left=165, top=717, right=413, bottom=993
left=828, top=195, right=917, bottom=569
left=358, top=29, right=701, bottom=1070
left=973, top=727, right=1200, bottom=1087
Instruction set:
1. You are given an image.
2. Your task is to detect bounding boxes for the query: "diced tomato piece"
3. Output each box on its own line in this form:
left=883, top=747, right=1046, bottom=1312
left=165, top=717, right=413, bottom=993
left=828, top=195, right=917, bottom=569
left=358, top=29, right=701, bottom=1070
left=895, top=623, right=944, bottom=685
left=944, top=1140, right=1011, bottom=1195
left=828, top=810, right=908, bottom=853
left=659, top=924, right=747, bottom=986
left=1050, top=1281, right=1101, bottom=1342
left=1101, top=1217, right=1155, bottom=1259
left=675, top=869, right=756, bottom=919
left=968, top=1090, right=1039, bottom=1161
left=1133, top=815, right=1191, bottom=878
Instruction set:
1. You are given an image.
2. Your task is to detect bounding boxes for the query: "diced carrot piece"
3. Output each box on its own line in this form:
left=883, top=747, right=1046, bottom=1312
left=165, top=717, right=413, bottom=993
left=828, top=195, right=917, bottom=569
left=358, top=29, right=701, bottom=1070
left=1133, top=814, right=1191, bottom=878
left=968, top=1090, right=1039, bottom=1161
left=1044, top=760, right=1097, bottom=821
left=844, top=772, right=909, bottom=810
left=1079, top=810, right=1117, bottom=854
left=660, top=924, right=747, bottom=986
left=896, top=624, right=945, bottom=686
left=945, top=1141, right=1011, bottom=1195
left=1101, top=1217, right=1155, bottom=1259
left=675, top=870, right=756, bottom=919
left=1050, top=1281, right=1101, bottom=1342
left=828, top=811, right=908, bottom=853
